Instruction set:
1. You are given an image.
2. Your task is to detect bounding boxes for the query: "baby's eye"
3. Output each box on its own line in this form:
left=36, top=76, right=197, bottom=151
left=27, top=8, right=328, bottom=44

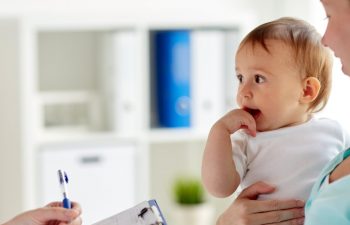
left=254, top=74, right=266, bottom=83
left=236, top=74, right=243, bottom=83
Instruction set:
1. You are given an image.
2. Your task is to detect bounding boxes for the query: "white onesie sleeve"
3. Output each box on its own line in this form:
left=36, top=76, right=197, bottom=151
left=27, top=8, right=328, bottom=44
left=321, top=117, right=350, bottom=150
left=340, top=122, right=350, bottom=150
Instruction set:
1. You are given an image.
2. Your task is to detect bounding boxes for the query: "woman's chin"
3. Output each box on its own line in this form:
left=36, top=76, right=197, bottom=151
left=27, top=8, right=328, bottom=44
left=342, top=65, right=350, bottom=76
left=340, top=59, right=350, bottom=76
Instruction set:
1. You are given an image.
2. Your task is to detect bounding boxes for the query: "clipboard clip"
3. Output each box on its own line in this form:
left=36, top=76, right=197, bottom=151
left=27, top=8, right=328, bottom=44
left=137, top=206, right=165, bottom=225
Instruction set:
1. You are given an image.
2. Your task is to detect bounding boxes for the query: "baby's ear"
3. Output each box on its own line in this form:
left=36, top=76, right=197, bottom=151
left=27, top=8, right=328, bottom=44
left=299, top=77, right=321, bottom=104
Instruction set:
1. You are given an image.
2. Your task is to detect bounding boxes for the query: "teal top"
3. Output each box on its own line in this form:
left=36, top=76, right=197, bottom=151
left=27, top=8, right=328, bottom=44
left=305, top=148, right=350, bottom=224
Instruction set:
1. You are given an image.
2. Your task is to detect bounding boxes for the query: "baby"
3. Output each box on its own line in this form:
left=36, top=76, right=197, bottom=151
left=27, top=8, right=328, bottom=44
left=201, top=17, right=350, bottom=201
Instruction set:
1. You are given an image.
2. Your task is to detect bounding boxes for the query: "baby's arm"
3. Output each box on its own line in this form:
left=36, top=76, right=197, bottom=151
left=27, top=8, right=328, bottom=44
left=201, top=109, right=256, bottom=198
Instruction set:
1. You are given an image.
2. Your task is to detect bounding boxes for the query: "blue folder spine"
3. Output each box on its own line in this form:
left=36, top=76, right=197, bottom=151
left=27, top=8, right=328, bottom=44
left=154, top=30, right=191, bottom=127
left=148, top=199, right=168, bottom=225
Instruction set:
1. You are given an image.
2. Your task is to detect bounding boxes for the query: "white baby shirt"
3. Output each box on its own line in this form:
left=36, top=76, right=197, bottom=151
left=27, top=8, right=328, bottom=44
left=232, top=117, right=350, bottom=200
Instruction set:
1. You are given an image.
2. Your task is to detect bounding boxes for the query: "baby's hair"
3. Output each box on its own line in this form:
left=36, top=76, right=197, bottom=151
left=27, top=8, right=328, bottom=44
left=237, top=17, right=333, bottom=113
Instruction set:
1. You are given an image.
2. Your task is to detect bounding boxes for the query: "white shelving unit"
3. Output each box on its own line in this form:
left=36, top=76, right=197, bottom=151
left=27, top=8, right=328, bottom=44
left=0, top=13, right=255, bottom=224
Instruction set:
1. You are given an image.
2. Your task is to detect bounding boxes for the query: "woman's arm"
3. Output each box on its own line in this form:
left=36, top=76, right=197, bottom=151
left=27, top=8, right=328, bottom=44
left=330, top=156, right=350, bottom=183
left=2, top=202, right=82, bottom=225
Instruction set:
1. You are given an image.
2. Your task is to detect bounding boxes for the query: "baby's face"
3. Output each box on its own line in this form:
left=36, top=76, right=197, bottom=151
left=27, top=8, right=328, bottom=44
left=235, top=40, right=308, bottom=131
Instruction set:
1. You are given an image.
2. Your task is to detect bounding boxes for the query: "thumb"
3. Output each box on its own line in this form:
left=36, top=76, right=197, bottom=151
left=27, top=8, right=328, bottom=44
left=241, top=125, right=256, bottom=137
left=238, top=181, right=276, bottom=200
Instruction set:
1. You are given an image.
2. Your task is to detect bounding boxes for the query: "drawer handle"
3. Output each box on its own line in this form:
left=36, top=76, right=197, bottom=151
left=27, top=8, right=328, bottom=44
left=80, top=156, right=101, bottom=164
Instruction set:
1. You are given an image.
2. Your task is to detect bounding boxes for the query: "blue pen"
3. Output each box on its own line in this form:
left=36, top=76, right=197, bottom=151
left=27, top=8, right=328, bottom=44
left=58, top=170, right=72, bottom=209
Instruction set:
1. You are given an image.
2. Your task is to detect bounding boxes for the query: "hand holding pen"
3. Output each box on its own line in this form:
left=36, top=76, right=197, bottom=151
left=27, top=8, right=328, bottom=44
left=58, top=169, right=72, bottom=209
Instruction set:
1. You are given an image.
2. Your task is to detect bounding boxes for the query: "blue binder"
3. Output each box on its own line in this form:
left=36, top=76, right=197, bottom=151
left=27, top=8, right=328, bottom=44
left=154, top=30, right=191, bottom=127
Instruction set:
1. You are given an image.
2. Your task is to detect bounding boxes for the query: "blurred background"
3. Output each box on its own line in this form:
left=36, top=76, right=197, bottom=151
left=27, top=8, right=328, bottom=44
left=1, top=0, right=350, bottom=224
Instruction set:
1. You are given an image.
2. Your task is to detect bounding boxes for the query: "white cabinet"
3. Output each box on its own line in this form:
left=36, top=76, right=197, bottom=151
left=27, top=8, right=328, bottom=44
left=0, top=14, right=254, bottom=223
left=38, top=142, right=138, bottom=224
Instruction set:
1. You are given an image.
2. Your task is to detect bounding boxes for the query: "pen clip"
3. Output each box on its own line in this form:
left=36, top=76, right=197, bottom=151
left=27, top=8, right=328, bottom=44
left=58, top=169, right=72, bottom=209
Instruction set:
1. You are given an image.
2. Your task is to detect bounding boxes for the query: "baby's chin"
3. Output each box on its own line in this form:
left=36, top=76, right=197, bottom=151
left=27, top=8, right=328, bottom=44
left=255, top=119, right=289, bottom=132
left=257, top=120, right=303, bottom=132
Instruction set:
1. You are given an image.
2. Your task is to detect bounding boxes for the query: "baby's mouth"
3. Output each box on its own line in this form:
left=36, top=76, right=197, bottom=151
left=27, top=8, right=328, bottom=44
left=243, top=107, right=261, bottom=120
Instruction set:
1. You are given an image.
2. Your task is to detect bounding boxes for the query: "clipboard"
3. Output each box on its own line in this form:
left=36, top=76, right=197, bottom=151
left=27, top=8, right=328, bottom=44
left=92, top=199, right=168, bottom=225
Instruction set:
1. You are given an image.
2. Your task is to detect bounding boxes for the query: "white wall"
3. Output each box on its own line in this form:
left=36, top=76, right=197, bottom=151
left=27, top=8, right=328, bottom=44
left=0, top=0, right=318, bottom=22
left=0, top=0, right=248, bottom=16
left=0, top=19, right=23, bottom=222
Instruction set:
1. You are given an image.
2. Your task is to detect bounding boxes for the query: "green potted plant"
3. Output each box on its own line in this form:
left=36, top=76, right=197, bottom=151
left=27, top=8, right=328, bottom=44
left=173, top=177, right=205, bottom=205
left=172, top=176, right=214, bottom=225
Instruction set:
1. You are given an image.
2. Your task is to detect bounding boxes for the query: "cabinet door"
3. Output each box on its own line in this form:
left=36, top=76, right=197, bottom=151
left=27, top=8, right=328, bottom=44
left=37, top=142, right=136, bottom=224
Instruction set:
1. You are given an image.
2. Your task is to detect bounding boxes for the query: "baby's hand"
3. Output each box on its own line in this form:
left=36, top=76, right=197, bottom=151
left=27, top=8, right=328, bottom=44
left=215, top=109, right=256, bottom=136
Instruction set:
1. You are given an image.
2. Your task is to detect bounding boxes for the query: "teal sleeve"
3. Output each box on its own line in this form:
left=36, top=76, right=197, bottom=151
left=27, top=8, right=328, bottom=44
left=305, top=148, right=350, bottom=225
left=305, top=177, right=350, bottom=225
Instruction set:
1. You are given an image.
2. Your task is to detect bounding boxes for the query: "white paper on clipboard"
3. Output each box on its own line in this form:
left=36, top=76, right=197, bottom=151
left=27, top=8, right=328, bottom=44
left=92, top=199, right=168, bottom=225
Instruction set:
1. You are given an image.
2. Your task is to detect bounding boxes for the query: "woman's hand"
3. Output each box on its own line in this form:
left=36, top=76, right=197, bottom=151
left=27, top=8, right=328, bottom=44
left=4, top=201, right=82, bottom=225
left=217, top=182, right=305, bottom=225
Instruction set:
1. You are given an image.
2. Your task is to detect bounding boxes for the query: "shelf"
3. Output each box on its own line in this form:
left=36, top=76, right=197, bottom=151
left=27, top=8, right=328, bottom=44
left=147, top=128, right=208, bottom=143
left=0, top=15, right=252, bottom=224
left=38, top=128, right=208, bottom=145
left=37, top=131, right=139, bottom=145
left=39, top=90, right=96, bottom=103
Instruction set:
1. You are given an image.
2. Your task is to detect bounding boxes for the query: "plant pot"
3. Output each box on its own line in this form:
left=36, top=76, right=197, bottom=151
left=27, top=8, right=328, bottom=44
left=172, top=203, right=215, bottom=225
